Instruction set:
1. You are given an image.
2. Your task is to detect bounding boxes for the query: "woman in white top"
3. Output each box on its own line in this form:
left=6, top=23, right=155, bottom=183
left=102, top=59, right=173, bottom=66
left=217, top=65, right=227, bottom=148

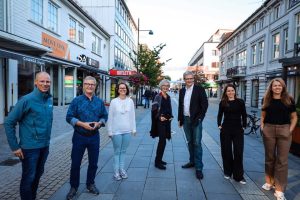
left=107, top=82, right=136, bottom=180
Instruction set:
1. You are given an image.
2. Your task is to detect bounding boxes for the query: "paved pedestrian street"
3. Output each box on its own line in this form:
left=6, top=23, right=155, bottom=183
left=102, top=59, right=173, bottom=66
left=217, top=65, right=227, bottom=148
left=0, top=97, right=299, bottom=200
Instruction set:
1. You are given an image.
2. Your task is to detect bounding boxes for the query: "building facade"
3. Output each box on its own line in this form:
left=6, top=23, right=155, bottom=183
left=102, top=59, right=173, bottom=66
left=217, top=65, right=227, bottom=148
left=188, top=29, right=233, bottom=95
left=217, top=0, right=300, bottom=108
left=75, top=0, right=137, bottom=99
left=0, top=0, right=111, bottom=124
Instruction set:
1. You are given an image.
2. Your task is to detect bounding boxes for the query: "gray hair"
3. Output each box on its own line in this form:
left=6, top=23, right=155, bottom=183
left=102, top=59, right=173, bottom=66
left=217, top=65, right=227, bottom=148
left=159, top=79, right=170, bottom=88
left=84, top=76, right=96, bottom=84
left=183, top=71, right=194, bottom=79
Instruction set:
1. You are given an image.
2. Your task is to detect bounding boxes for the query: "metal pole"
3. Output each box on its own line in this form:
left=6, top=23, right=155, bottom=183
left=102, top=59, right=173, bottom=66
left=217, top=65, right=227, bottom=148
left=135, top=18, right=140, bottom=108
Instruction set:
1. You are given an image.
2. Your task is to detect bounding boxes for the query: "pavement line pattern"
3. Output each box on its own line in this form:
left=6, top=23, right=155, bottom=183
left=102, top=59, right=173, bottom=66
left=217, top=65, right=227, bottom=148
left=172, top=96, right=270, bottom=200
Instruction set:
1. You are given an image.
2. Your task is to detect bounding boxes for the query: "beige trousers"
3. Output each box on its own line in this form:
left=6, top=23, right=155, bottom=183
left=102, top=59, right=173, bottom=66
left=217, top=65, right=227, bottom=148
left=262, top=123, right=292, bottom=192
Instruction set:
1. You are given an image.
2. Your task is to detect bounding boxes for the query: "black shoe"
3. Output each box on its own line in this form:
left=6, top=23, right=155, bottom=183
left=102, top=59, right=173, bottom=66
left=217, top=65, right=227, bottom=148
left=66, top=187, right=77, bottom=200
left=87, top=184, right=100, bottom=195
left=161, top=160, right=167, bottom=165
left=181, top=162, right=195, bottom=168
left=196, top=170, right=203, bottom=180
left=155, top=163, right=166, bottom=170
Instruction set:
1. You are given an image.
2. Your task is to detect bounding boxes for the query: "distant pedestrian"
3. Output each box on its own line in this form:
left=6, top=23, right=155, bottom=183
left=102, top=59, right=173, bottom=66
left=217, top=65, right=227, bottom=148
left=261, top=78, right=297, bottom=200
left=178, top=71, right=208, bottom=180
left=217, top=83, right=247, bottom=184
left=144, top=88, right=152, bottom=108
left=66, top=76, right=108, bottom=200
left=150, top=79, right=173, bottom=170
left=107, top=82, right=136, bottom=180
left=4, top=72, right=53, bottom=200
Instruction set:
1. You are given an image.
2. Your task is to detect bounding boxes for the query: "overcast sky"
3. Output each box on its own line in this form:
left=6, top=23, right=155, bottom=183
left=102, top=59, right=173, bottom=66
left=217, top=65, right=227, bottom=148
left=126, top=0, right=264, bottom=81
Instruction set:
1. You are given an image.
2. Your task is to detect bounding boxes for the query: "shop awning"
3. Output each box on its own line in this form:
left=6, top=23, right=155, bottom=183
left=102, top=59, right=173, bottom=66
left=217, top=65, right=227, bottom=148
left=279, top=57, right=300, bottom=66
left=0, top=31, right=50, bottom=56
left=0, top=48, right=49, bottom=65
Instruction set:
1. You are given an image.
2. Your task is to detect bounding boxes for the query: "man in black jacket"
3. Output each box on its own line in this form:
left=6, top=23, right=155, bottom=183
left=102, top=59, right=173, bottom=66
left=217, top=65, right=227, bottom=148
left=178, top=71, right=208, bottom=180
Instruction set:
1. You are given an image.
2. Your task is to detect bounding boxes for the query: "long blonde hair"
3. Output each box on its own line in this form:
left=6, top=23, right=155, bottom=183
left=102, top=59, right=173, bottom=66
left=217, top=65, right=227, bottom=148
left=262, top=78, right=292, bottom=109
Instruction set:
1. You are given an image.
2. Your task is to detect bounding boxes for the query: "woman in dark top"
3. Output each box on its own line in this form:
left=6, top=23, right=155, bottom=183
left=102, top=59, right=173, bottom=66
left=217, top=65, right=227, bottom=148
left=150, top=79, right=173, bottom=170
left=217, top=84, right=247, bottom=184
left=261, top=78, right=297, bottom=200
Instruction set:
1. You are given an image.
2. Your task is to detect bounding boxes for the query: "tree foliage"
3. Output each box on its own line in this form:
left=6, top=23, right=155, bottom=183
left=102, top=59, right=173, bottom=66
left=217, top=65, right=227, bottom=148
left=129, top=43, right=166, bottom=87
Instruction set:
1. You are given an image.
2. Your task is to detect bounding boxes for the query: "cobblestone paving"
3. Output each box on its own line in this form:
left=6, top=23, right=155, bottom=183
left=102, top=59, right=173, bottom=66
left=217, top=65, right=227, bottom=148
left=0, top=105, right=146, bottom=200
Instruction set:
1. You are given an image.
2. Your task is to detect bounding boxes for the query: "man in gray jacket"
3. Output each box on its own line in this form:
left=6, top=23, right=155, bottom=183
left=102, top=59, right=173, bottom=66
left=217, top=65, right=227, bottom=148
left=4, top=72, right=53, bottom=200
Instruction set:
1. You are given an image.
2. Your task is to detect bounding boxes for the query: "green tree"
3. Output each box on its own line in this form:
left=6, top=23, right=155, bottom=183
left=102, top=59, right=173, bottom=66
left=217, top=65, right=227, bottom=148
left=129, top=43, right=166, bottom=87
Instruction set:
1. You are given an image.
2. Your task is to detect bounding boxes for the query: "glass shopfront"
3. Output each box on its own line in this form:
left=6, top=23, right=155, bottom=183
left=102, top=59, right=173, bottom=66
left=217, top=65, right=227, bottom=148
left=251, top=79, right=259, bottom=108
left=64, top=67, right=74, bottom=104
left=18, top=62, right=41, bottom=98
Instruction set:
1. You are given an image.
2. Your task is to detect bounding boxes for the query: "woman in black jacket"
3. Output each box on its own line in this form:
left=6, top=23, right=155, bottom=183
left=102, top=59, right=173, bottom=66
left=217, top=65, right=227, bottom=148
left=150, top=79, right=173, bottom=170
left=217, top=84, right=247, bottom=184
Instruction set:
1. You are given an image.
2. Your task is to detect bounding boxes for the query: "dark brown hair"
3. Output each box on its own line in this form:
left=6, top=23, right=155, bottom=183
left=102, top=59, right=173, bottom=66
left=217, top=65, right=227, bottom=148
left=262, top=78, right=292, bottom=109
left=116, top=82, right=129, bottom=96
left=221, top=83, right=237, bottom=107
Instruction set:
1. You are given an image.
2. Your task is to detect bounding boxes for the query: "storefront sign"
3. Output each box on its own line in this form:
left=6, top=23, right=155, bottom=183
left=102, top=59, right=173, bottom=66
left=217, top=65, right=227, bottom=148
left=87, top=57, right=99, bottom=68
left=109, top=69, right=136, bottom=76
left=42, top=32, right=70, bottom=59
left=23, top=56, right=45, bottom=65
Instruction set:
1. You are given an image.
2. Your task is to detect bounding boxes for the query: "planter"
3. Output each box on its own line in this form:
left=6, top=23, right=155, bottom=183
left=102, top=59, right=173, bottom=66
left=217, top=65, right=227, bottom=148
left=290, top=126, right=300, bottom=157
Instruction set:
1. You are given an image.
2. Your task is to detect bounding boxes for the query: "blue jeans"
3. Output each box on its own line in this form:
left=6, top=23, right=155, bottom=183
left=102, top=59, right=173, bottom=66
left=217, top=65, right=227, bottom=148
left=20, top=146, right=49, bottom=200
left=111, top=133, right=131, bottom=171
left=183, top=116, right=203, bottom=171
left=70, top=133, right=99, bottom=188
left=144, top=98, right=150, bottom=108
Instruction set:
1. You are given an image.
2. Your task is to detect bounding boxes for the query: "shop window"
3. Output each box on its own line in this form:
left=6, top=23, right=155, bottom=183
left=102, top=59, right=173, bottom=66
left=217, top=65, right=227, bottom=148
left=18, top=63, right=41, bottom=98
left=251, top=80, right=259, bottom=108
left=64, top=67, right=74, bottom=104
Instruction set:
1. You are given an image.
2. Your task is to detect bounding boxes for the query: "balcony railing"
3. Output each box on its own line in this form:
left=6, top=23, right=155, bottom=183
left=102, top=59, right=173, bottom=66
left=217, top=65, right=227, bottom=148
left=226, top=66, right=246, bottom=78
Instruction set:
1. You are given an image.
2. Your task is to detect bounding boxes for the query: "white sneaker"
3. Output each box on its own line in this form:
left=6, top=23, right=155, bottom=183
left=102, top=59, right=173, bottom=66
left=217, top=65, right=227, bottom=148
left=224, top=175, right=230, bottom=179
left=239, top=178, right=246, bottom=185
left=113, top=172, right=122, bottom=181
left=120, top=169, right=128, bottom=179
left=274, top=191, right=286, bottom=200
left=262, top=183, right=275, bottom=191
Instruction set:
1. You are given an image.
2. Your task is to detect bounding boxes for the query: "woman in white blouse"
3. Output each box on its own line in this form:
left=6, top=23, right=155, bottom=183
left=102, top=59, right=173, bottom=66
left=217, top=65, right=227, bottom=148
left=107, top=82, right=136, bottom=181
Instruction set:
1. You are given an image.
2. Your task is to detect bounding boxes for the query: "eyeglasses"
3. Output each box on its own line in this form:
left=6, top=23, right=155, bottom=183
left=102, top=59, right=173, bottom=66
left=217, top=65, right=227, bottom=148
left=162, top=85, right=170, bottom=87
left=184, top=78, right=194, bottom=80
left=119, top=87, right=127, bottom=90
left=84, top=83, right=96, bottom=87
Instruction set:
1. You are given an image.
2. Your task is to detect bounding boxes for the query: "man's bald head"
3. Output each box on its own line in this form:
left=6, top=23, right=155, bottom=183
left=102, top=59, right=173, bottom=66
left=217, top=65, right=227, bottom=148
left=35, top=72, right=51, bottom=93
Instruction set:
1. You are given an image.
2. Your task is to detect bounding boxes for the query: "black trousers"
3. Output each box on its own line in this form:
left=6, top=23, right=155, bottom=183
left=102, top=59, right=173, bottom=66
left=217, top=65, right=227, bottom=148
left=220, top=127, right=244, bottom=181
left=155, top=121, right=167, bottom=163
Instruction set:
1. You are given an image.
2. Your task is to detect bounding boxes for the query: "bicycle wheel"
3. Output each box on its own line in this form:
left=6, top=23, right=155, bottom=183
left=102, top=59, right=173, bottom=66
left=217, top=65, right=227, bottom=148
left=244, top=120, right=253, bottom=135
left=246, top=115, right=252, bottom=127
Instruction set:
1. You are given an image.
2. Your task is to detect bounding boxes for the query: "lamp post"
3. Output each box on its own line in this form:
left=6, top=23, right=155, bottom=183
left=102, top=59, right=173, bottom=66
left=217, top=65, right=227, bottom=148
left=135, top=18, right=153, bottom=108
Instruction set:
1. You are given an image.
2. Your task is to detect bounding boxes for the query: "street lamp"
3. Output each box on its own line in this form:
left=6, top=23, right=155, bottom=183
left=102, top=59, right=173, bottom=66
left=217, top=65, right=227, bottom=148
left=135, top=18, right=153, bottom=108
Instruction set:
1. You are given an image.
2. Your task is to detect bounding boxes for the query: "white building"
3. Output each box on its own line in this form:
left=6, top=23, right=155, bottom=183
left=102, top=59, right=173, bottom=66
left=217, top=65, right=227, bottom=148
left=0, top=0, right=111, bottom=124
left=188, top=29, right=233, bottom=95
left=75, top=0, right=137, bottom=99
left=217, top=0, right=300, bottom=108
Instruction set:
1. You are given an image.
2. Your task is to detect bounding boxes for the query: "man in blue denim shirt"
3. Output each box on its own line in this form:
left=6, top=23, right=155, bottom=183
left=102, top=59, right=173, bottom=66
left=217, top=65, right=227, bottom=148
left=4, top=72, right=53, bottom=200
left=66, top=76, right=108, bottom=200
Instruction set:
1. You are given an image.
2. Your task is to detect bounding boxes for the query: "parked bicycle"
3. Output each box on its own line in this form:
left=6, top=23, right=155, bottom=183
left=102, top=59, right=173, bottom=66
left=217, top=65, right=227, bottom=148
left=244, top=110, right=262, bottom=137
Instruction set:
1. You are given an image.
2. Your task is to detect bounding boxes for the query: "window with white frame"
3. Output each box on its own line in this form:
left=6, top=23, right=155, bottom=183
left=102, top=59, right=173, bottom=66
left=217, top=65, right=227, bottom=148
left=31, top=0, right=43, bottom=25
left=237, top=50, right=247, bottom=66
left=69, top=17, right=76, bottom=42
left=272, top=33, right=280, bottom=59
left=258, top=41, right=264, bottom=63
left=47, top=1, right=58, bottom=32
left=284, top=28, right=288, bottom=53
left=92, top=33, right=101, bottom=55
left=78, top=23, right=84, bottom=46
left=252, top=23, right=256, bottom=34
left=296, top=13, right=300, bottom=43
left=259, top=17, right=264, bottom=30
left=251, top=45, right=256, bottom=65
left=273, top=5, right=280, bottom=21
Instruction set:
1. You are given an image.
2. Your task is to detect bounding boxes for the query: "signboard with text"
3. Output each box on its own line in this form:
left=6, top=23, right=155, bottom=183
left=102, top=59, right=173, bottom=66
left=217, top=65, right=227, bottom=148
left=42, top=32, right=70, bottom=59
left=109, top=69, right=136, bottom=76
